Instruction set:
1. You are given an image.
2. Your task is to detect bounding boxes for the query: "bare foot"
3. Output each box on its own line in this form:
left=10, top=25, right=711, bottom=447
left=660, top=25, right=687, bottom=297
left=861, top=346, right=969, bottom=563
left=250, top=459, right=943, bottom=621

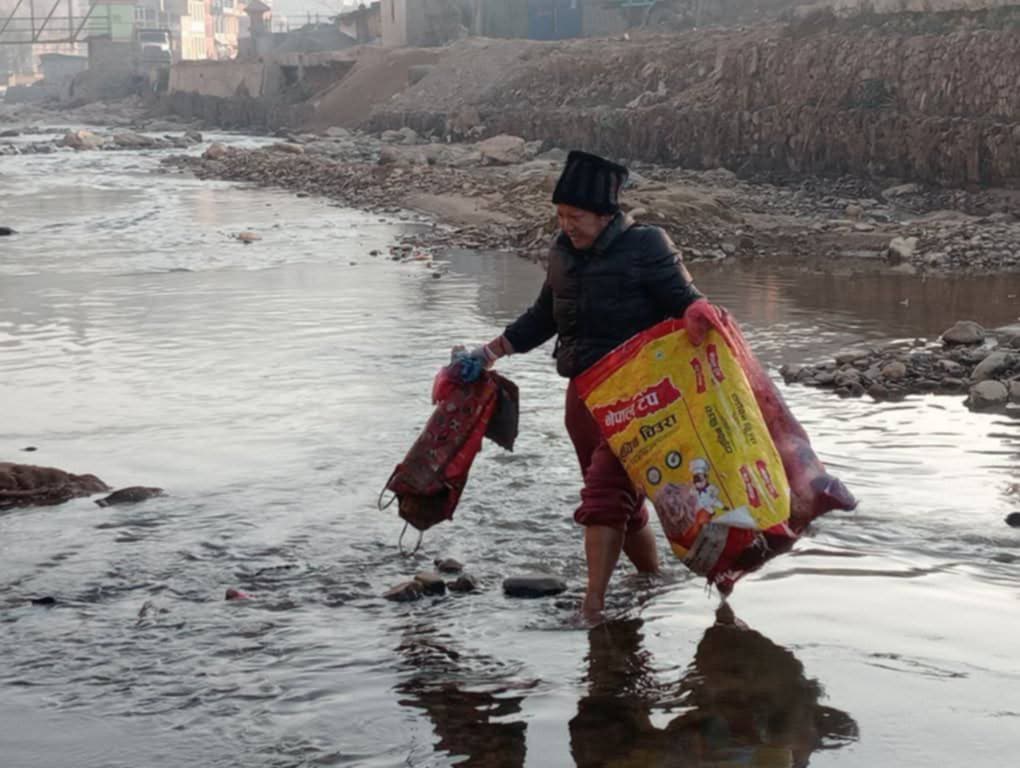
left=581, top=591, right=605, bottom=623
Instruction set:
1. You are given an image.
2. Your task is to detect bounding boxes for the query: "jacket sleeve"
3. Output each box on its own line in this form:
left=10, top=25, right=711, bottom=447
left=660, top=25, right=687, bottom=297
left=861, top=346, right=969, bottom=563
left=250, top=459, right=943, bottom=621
left=503, top=278, right=556, bottom=354
left=640, top=227, right=703, bottom=316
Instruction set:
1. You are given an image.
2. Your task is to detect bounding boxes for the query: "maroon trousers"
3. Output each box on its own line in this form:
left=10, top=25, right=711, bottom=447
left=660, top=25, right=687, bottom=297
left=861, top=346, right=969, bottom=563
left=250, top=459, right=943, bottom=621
left=564, top=380, right=649, bottom=533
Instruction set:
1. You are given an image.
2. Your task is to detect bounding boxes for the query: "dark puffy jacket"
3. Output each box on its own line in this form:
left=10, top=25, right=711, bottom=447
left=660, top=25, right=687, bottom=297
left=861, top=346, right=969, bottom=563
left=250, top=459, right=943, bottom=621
left=504, top=213, right=703, bottom=379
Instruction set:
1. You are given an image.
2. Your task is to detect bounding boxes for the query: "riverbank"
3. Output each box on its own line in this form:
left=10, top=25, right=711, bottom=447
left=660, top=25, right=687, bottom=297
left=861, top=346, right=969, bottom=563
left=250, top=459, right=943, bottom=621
left=158, top=127, right=1020, bottom=274
left=5, top=94, right=1019, bottom=274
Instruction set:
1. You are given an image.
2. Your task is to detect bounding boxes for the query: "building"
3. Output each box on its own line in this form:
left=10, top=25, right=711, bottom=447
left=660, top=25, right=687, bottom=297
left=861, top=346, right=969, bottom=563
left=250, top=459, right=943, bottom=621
left=379, top=0, right=626, bottom=46
left=179, top=0, right=210, bottom=59
left=337, top=1, right=382, bottom=44
left=380, top=0, right=472, bottom=47
left=213, top=0, right=244, bottom=59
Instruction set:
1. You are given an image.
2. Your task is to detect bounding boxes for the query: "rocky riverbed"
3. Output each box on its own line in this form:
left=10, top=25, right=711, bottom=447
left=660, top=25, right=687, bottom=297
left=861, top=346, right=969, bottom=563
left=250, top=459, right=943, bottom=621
left=160, top=125, right=1020, bottom=273
left=5, top=97, right=1020, bottom=274
left=781, top=321, right=1020, bottom=411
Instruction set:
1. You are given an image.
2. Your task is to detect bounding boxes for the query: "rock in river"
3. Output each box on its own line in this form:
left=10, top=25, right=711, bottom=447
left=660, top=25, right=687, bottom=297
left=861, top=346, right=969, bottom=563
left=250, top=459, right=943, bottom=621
left=94, top=486, right=165, bottom=507
left=1006, top=512, right=1020, bottom=528
left=434, top=557, right=463, bottom=574
left=384, top=581, right=423, bottom=603
left=503, top=574, right=567, bottom=598
left=966, top=380, right=1009, bottom=409
left=448, top=574, right=478, bottom=593
left=941, top=321, right=986, bottom=346
left=971, top=351, right=1016, bottom=383
left=1, top=462, right=109, bottom=511
left=414, top=571, right=446, bottom=596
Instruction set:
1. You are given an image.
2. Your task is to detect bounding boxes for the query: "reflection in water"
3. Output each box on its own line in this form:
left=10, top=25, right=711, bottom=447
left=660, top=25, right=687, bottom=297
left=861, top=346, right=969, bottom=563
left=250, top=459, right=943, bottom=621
left=570, top=608, right=858, bottom=767
left=395, top=624, right=530, bottom=767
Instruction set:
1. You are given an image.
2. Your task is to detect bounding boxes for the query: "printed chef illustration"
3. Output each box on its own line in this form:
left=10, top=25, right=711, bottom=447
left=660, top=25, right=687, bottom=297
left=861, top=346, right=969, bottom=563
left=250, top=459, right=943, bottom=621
left=690, top=458, right=724, bottom=514
left=653, top=456, right=732, bottom=548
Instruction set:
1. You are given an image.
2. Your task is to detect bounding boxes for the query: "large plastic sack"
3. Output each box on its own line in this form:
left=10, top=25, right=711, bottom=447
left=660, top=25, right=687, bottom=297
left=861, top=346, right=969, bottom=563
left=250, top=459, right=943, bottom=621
left=575, top=311, right=855, bottom=593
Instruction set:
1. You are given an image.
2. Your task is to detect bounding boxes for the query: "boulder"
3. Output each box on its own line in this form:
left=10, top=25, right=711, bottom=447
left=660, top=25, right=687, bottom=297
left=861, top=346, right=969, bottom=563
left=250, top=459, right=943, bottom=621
left=225, top=588, right=251, bottom=600
left=941, top=321, right=985, bottom=346
left=502, top=574, right=567, bottom=598
left=886, top=236, right=918, bottom=264
left=967, top=380, right=1009, bottom=409
left=0, top=226, right=15, bottom=236
left=478, top=134, right=527, bottom=166
left=203, top=142, right=229, bottom=160
left=938, top=359, right=965, bottom=376
left=1008, top=378, right=1020, bottom=404
left=94, top=486, right=165, bottom=507
left=414, top=571, right=446, bottom=596
left=971, top=351, right=1014, bottom=382
left=184, top=130, right=203, bottom=144
left=113, top=131, right=156, bottom=149
left=448, top=574, right=478, bottom=593
left=384, top=581, right=423, bottom=602
left=1006, top=512, right=1020, bottom=528
left=881, top=361, right=908, bottom=380
left=1, top=462, right=109, bottom=510
left=62, top=129, right=103, bottom=150
left=434, top=557, right=463, bottom=574
left=270, top=142, right=304, bottom=155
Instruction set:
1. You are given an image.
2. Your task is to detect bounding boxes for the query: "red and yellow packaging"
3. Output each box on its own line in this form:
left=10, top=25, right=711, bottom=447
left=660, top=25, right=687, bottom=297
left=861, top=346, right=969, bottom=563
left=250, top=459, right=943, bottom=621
left=575, top=318, right=794, bottom=588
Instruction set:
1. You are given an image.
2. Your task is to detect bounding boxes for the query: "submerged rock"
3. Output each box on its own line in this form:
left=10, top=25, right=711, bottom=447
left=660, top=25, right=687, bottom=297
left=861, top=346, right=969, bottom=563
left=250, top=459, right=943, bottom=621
left=225, top=588, right=251, bottom=601
left=31, top=596, right=57, bottom=606
left=94, top=486, right=165, bottom=508
left=384, top=581, right=423, bottom=603
left=0, top=226, right=15, bottom=236
left=502, top=574, right=567, bottom=598
left=434, top=557, right=463, bottom=574
left=414, top=571, right=446, bottom=596
left=1, top=462, right=109, bottom=510
left=448, top=574, right=478, bottom=593
left=113, top=131, right=156, bottom=149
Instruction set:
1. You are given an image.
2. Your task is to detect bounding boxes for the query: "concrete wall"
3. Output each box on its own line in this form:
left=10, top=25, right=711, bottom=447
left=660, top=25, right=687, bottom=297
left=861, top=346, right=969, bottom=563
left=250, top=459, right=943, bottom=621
left=169, top=59, right=279, bottom=98
left=381, top=0, right=411, bottom=46
left=382, top=0, right=469, bottom=46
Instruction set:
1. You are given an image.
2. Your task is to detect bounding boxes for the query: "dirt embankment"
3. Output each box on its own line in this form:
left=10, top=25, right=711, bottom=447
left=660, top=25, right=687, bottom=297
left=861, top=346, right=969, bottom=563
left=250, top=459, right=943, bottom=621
left=354, top=15, right=1020, bottom=190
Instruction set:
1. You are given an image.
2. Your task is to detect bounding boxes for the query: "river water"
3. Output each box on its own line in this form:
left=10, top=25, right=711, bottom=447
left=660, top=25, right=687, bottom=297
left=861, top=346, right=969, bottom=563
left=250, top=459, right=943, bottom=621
left=2, top=127, right=1019, bottom=768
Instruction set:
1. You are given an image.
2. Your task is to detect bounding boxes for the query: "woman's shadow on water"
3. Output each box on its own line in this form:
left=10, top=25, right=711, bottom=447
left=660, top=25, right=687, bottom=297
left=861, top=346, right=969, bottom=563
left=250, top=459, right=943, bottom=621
left=570, top=604, right=859, bottom=768
left=394, top=605, right=858, bottom=767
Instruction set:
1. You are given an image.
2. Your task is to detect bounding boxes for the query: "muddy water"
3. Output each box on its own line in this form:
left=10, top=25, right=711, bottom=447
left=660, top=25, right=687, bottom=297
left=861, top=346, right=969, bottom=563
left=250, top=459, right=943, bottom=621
left=2, top=131, right=1020, bottom=768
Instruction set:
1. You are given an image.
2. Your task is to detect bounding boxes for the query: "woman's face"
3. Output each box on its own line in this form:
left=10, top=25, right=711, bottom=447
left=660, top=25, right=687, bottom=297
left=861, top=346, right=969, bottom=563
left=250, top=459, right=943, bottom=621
left=556, top=204, right=612, bottom=251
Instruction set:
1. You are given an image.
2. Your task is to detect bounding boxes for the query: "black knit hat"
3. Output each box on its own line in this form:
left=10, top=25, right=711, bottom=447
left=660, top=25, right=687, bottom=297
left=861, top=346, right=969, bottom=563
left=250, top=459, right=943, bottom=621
left=552, top=150, right=629, bottom=215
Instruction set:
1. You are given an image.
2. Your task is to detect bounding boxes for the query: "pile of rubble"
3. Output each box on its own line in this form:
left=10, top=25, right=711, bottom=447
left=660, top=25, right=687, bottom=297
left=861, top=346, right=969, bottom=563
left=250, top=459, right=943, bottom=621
left=781, top=321, right=1020, bottom=411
